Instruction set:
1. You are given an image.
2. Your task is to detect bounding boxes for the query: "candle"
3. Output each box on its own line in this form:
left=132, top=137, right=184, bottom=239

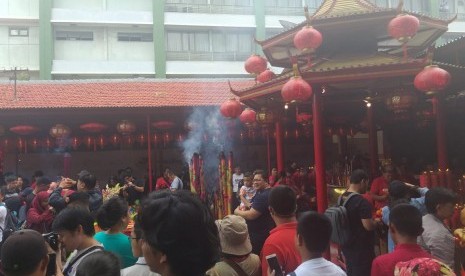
left=438, top=169, right=446, bottom=187
left=419, top=171, right=430, bottom=188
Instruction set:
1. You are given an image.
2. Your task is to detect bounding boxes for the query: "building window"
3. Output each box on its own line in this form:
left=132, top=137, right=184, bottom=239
left=118, top=32, right=153, bottom=42
left=166, top=31, right=210, bottom=52
left=9, top=27, right=29, bottom=37
left=55, top=31, right=94, bottom=41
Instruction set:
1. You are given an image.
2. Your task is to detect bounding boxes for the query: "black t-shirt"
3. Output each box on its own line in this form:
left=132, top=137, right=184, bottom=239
left=246, top=188, right=275, bottom=253
left=341, top=192, right=375, bottom=262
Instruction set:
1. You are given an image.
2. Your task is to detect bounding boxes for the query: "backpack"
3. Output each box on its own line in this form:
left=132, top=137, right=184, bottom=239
left=324, top=192, right=358, bottom=246
left=0, top=203, right=19, bottom=250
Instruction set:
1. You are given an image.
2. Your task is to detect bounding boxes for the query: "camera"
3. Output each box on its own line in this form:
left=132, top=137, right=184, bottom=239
left=43, top=232, right=59, bottom=251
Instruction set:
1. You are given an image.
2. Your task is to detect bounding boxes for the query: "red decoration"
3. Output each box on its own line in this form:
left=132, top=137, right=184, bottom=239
left=255, top=108, right=275, bottom=126
left=17, top=138, right=25, bottom=153
left=83, top=136, right=94, bottom=150
left=71, top=137, right=80, bottom=150
left=385, top=90, right=417, bottom=114
left=30, top=138, right=40, bottom=151
left=388, top=14, right=420, bottom=43
left=163, top=132, right=172, bottom=146
left=97, top=134, right=106, bottom=149
left=220, top=98, right=242, bottom=119
left=49, top=124, right=71, bottom=138
left=414, top=65, right=451, bottom=95
left=117, top=120, right=136, bottom=135
left=296, top=112, right=312, bottom=126
left=44, top=137, right=52, bottom=151
left=244, top=55, right=267, bottom=75
left=152, top=133, right=160, bottom=145
left=80, top=123, right=108, bottom=133
left=137, top=133, right=146, bottom=146
left=110, top=134, right=121, bottom=147
left=293, top=26, right=323, bottom=52
left=281, top=76, right=313, bottom=103
left=10, top=125, right=39, bottom=136
left=239, top=108, right=256, bottom=126
left=152, top=121, right=175, bottom=130
left=256, top=69, right=276, bottom=83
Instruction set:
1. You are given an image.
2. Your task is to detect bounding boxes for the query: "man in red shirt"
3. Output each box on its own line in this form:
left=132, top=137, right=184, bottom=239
left=369, top=165, right=393, bottom=210
left=260, top=185, right=301, bottom=276
left=371, top=203, right=432, bottom=276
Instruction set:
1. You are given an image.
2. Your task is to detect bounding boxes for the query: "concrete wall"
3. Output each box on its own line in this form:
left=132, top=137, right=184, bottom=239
left=0, top=25, right=39, bottom=70
left=0, top=0, right=39, bottom=18
left=53, top=0, right=152, bottom=12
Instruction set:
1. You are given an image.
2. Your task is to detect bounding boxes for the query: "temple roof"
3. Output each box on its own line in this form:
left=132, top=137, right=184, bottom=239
left=313, top=0, right=383, bottom=19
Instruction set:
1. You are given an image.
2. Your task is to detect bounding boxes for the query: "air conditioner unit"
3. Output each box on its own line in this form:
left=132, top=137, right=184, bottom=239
left=182, top=6, right=193, bottom=12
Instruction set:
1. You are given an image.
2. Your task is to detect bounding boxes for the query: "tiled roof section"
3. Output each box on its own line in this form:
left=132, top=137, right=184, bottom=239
left=313, top=0, right=383, bottom=18
left=436, top=35, right=465, bottom=49
left=0, top=79, right=254, bottom=110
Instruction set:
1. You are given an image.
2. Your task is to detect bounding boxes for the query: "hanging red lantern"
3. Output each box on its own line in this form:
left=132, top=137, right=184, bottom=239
left=97, top=134, right=106, bottom=149
left=293, top=26, right=323, bottom=52
left=152, top=121, right=175, bottom=130
left=239, top=108, right=256, bottom=127
left=137, top=133, right=146, bottom=146
left=70, top=136, right=80, bottom=150
left=83, top=136, right=94, bottom=150
left=385, top=90, right=417, bottom=114
left=244, top=55, right=267, bottom=75
left=296, top=112, right=312, bottom=127
left=49, top=124, right=71, bottom=138
left=10, top=125, right=39, bottom=136
left=414, top=65, right=451, bottom=95
left=17, top=138, right=25, bottom=153
left=117, top=120, right=136, bottom=135
left=220, top=98, right=242, bottom=119
left=110, top=134, right=121, bottom=147
left=388, top=14, right=420, bottom=43
left=122, top=135, right=135, bottom=146
left=80, top=123, right=108, bottom=133
left=163, top=132, right=172, bottom=146
left=256, top=69, right=276, bottom=83
left=176, top=133, right=185, bottom=143
left=29, top=138, right=40, bottom=151
left=255, top=108, right=275, bottom=127
left=152, top=133, right=160, bottom=145
left=281, top=76, right=313, bottom=103
left=44, top=137, right=52, bottom=151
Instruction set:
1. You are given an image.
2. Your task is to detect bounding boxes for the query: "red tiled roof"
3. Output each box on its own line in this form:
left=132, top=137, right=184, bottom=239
left=0, top=79, right=254, bottom=110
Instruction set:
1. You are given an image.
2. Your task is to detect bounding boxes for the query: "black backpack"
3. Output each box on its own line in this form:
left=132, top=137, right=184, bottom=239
left=324, top=192, right=358, bottom=246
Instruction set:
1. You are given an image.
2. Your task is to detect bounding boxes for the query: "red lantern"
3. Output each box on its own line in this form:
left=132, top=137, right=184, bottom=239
left=163, top=132, right=172, bottom=146
left=70, top=137, right=80, bottom=150
left=10, top=125, right=39, bottom=136
left=117, top=120, right=136, bottom=135
left=293, top=26, right=323, bottom=52
left=97, top=134, right=106, bottom=149
left=220, top=98, right=242, bottom=119
left=281, top=76, right=313, bottom=103
left=83, top=136, right=94, bottom=150
left=49, top=124, right=71, bottom=138
left=122, top=135, right=134, bottom=146
left=388, top=14, right=420, bottom=43
left=80, top=123, right=108, bottom=133
left=152, top=133, right=160, bottom=145
left=152, top=121, right=175, bottom=130
left=256, top=69, right=276, bottom=83
left=44, top=137, right=52, bottom=151
left=17, top=138, right=25, bottom=153
left=414, top=65, right=451, bottom=95
left=296, top=112, right=312, bottom=127
left=110, top=134, right=121, bottom=147
left=385, top=90, right=417, bottom=114
left=239, top=108, right=256, bottom=127
left=244, top=55, right=267, bottom=75
left=29, top=138, right=40, bottom=151
left=137, top=133, right=146, bottom=146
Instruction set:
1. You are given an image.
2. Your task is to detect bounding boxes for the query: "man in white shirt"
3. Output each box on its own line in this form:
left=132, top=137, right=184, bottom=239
left=284, top=212, right=346, bottom=276
left=169, top=170, right=183, bottom=191
left=232, top=166, right=244, bottom=209
left=0, top=187, right=8, bottom=242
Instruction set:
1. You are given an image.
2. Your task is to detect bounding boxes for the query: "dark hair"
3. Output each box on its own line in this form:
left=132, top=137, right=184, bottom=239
left=243, top=172, right=252, bottom=178
left=382, top=165, right=394, bottom=173
left=350, top=169, right=368, bottom=184
left=35, top=177, right=51, bottom=187
left=52, top=207, right=95, bottom=236
left=68, top=192, right=90, bottom=207
left=133, top=215, right=142, bottom=240
left=297, top=211, right=332, bottom=254
left=0, top=186, right=8, bottom=197
left=425, top=187, right=457, bottom=214
left=138, top=190, right=220, bottom=276
left=269, top=185, right=296, bottom=217
left=96, top=197, right=128, bottom=230
left=75, top=251, right=120, bottom=276
left=33, top=170, right=44, bottom=178
left=4, top=174, right=17, bottom=184
left=389, top=203, right=423, bottom=237
left=253, top=169, right=268, bottom=181
left=79, top=174, right=97, bottom=190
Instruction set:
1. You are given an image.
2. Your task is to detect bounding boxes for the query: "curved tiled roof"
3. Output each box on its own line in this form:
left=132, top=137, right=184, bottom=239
left=0, top=79, right=254, bottom=110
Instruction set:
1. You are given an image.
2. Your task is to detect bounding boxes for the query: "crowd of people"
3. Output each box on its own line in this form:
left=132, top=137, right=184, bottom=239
left=0, top=165, right=460, bottom=276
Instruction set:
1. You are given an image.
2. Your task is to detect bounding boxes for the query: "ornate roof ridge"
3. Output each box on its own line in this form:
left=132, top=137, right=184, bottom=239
left=312, top=0, right=384, bottom=19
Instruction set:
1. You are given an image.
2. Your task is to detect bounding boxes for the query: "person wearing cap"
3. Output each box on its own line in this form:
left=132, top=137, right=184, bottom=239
left=286, top=212, right=346, bottom=276
left=49, top=171, right=102, bottom=213
left=261, top=186, right=301, bottom=276
left=372, top=204, right=432, bottom=276
left=207, top=215, right=260, bottom=276
left=381, top=180, right=429, bottom=252
left=0, top=229, right=50, bottom=276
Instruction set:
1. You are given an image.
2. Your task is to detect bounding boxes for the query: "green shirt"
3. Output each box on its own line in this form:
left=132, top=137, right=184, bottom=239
left=94, top=231, right=137, bottom=268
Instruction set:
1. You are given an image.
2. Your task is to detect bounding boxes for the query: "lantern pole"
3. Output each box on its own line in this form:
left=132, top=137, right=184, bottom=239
left=313, top=89, right=327, bottom=213
left=367, top=102, right=379, bottom=179
left=432, top=95, right=448, bottom=171
left=146, top=115, right=153, bottom=192
left=275, top=121, right=284, bottom=172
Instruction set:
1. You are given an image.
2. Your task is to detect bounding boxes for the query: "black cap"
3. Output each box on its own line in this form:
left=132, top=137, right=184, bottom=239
left=77, top=170, right=90, bottom=179
left=389, top=180, right=410, bottom=199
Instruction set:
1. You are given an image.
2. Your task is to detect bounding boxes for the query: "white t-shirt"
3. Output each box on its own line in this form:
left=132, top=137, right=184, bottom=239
left=170, top=176, right=183, bottom=190
left=289, top=258, right=346, bottom=276
left=232, top=173, right=244, bottom=193
left=0, top=204, right=7, bottom=241
left=121, top=257, right=160, bottom=276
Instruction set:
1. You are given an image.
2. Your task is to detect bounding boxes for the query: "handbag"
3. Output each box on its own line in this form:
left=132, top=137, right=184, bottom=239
left=223, top=258, right=248, bottom=276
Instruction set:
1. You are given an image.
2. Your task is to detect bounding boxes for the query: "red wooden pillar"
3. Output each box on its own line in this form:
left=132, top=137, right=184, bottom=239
left=147, top=115, right=153, bottom=192
left=367, top=103, right=378, bottom=178
left=432, top=95, right=448, bottom=171
left=266, top=129, right=271, bottom=175
left=275, top=121, right=284, bottom=172
left=63, top=152, right=71, bottom=177
left=313, top=89, right=327, bottom=213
